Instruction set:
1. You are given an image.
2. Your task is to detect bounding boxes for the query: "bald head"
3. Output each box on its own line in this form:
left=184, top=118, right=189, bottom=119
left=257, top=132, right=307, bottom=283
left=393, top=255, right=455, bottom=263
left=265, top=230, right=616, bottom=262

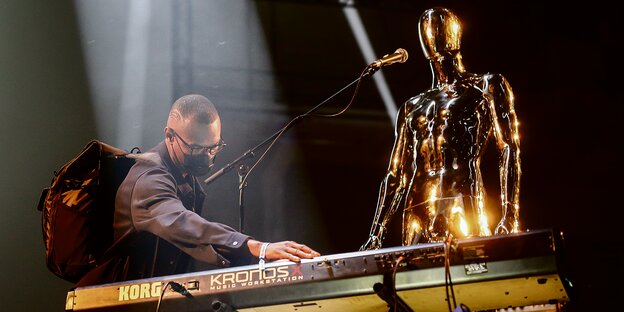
left=167, top=94, right=219, bottom=128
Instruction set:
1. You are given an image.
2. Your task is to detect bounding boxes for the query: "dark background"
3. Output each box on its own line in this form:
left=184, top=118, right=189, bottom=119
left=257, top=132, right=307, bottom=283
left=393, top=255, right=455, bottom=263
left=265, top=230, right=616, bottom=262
left=1, top=0, right=620, bottom=311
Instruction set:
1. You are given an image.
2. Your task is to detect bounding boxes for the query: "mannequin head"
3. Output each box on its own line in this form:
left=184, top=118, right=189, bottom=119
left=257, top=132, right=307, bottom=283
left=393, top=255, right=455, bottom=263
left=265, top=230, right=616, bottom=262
left=418, top=7, right=462, bottom=61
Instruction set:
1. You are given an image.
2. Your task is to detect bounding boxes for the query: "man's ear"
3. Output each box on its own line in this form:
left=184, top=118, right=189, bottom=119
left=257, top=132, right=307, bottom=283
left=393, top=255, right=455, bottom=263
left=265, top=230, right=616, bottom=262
left=165, top=127, right=174, bottom=141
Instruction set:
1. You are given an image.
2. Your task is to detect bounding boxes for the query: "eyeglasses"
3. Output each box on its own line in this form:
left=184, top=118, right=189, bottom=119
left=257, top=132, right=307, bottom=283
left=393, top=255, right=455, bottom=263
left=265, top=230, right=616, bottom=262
left=171, top=129, right=226, bottom=156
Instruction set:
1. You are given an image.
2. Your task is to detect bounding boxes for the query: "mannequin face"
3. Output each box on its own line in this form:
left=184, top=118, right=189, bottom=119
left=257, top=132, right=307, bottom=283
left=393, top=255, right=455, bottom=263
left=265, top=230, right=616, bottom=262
left=418, top=7, right=462, bottom=60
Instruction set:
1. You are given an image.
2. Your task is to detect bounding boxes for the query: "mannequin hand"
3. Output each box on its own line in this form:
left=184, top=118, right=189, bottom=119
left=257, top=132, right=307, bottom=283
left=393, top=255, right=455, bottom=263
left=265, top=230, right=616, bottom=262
left=248, top=239, right=320, bottom=262
left=494, top=218, right=520, bottom=235
left=360, top=235, right=381, bottom=251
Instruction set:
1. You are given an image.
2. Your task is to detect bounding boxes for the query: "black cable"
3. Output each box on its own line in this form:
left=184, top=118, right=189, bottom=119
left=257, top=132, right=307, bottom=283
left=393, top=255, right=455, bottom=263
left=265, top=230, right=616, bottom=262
left=239, top=66, right=373, bottom=188
left=305, top=66, right=371, bottom=118
left=392, top=255, right=406, bottom=312
left=155, top=281, right=173, bottom=312
left=444, top=234, right=457, bottom=312
left=443, top=234, right=472, bottom=312
left=155, top=281, right=193, bottom=312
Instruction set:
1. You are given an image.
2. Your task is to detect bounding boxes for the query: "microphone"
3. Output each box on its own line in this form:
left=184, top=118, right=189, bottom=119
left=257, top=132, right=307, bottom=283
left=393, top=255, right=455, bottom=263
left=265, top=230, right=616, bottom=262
left=368, top=48, right=408, bottom=68
left=204, top=166, right=226, bottom=185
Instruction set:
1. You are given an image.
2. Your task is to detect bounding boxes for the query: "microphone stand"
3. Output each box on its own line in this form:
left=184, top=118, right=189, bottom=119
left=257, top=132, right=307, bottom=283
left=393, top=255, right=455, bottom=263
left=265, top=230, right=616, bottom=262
left=204, top=65, right=380, bottom=233
left=237, top=163, right=249, bottom=232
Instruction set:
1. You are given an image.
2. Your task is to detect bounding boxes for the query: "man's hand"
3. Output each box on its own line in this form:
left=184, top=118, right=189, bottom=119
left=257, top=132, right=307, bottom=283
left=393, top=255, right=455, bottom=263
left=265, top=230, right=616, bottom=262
left=247, top=239, right=320, bottom=262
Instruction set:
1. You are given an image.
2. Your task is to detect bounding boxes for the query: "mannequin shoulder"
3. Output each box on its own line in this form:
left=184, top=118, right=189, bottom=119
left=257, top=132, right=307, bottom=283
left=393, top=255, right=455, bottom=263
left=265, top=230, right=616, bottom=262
left=482, top=72, right=510, bottom=85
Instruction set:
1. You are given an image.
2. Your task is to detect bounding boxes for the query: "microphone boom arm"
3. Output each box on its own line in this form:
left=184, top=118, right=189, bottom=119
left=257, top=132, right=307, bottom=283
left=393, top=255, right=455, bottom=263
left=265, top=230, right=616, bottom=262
left=203, top=67, right=380, bottom=185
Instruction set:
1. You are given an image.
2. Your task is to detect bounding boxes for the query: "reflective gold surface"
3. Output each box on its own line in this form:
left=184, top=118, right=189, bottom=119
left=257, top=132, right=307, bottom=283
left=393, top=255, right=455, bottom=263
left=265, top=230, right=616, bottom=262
left=362, top=7, right=521, bottom=250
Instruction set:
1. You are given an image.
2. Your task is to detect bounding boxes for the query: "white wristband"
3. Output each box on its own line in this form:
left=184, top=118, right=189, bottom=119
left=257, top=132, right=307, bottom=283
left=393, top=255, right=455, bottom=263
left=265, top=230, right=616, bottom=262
left=259, top=242, right=270, bottom=270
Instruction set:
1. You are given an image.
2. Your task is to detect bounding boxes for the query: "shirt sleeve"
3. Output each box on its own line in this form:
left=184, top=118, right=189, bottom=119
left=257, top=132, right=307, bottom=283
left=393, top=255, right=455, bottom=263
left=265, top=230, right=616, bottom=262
left=129, top=167, right=253, bottom=264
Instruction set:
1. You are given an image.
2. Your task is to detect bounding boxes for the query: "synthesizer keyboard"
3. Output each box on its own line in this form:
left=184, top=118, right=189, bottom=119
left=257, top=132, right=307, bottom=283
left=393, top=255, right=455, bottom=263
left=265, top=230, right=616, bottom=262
left=65, top=229, right=572, bottom=311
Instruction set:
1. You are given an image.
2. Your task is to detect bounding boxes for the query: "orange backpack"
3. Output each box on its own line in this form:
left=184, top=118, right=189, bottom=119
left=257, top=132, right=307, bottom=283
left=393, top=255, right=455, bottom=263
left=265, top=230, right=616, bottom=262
left=37, top=140, right=138, bottom=283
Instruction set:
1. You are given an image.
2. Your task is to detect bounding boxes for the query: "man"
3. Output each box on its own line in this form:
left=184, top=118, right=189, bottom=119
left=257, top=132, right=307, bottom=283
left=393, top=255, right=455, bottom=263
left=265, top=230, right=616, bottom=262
left=361, top=7, right=522, bottom=250
left=77, top=94, right=319, bottom=286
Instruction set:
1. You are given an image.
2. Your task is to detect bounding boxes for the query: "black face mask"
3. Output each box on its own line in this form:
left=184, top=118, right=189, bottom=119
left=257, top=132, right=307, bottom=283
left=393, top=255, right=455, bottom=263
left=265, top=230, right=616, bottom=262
left=183, top=154, right=214, bottom=176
